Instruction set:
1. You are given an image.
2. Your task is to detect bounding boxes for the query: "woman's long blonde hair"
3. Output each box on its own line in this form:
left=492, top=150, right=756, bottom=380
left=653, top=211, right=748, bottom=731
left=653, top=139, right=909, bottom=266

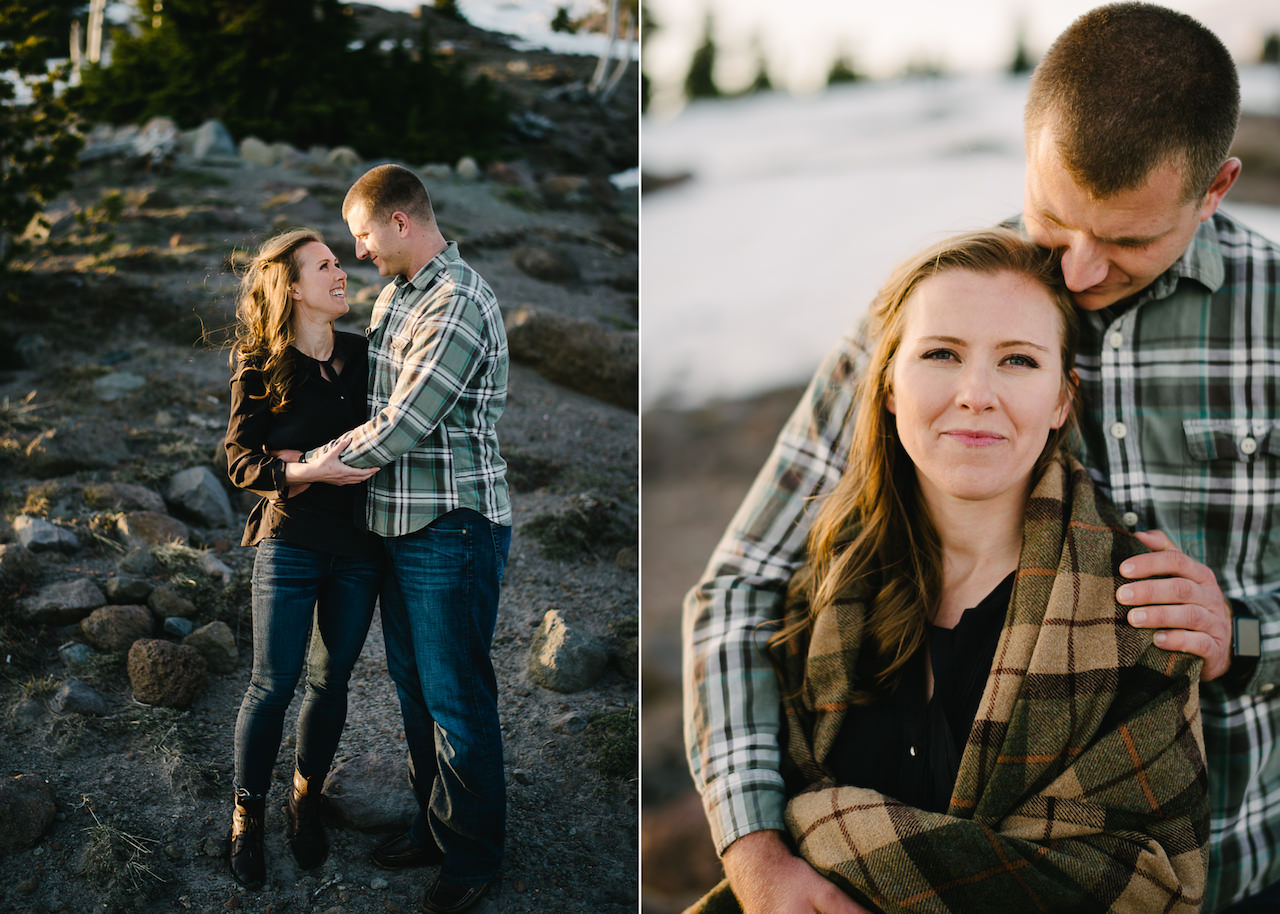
left=230, top=229, right=323, bottom=413
left=772, top=227, right=1080, bottom=702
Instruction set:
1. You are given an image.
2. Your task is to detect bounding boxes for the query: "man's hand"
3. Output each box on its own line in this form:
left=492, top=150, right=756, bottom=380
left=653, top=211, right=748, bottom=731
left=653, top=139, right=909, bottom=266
left=722, top=830, right=871, bottom=914
left=1118, top=529, right=1232, bottom=681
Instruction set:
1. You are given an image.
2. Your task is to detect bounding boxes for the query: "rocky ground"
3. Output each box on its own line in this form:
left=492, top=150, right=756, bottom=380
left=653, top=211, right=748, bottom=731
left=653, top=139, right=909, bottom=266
left=0, top=7, right=638, bottom=914
left=638, top=111, right=1280, bottom=914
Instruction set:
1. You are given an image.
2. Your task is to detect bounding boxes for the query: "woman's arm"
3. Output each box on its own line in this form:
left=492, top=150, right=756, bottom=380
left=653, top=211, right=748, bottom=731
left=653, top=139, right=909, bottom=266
left=272, top=436, right=376, bottom=495
left=225, top=366, right=289, bottom=499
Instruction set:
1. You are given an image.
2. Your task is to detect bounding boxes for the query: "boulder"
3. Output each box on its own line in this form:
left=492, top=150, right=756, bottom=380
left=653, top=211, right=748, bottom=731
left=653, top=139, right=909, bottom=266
left=20, top=578, right=106, bottom=626
left=238, top=136, right=275, bottom=167
left=540, top=174, right=591, bottom=205
left=104, top=576, right=153, bottom=604
left=166, top=466, right=235, bottom=528
left=455, top=156, right=480, bottom=181
left=327, top=146, right=360, bottom=169
left=116, top=511, right=190, bottom=548
left=147, top=586, right=198, bottom=621
left=323, top=753, right=415, bottom=832
left=0, top=544, right=41, bottom=582
left=79, top=605, right=153, bottom=652
left=503, top=305, right=637, bottom=410
left=13, top=515, right=79, bottom=554
left=91, top=371, right=146, bottom=402
left=613, top=635, right=639, bottom=682
left=0, top=775, right=57, bottom=853
left=529, top=609, right=608, bottom=693
left=512, top=244, right=580, bottom=283
left=58, top=642, right=95, bottom=668
left=163, top=617, right=194, bottom=637
left=83, top=482, right=166, bottom=513
left=49, top=679, right=110, bottom=716
left=183, top=621, right=238, bottom=674
left=127, top=639, right=207, bottom=709
left=24, top=420, right=129, bottom=475
left=188, top=119, right=237, bottom=161
left=119, top=547, right=157, bottom=575
left=196, top=550, right=234, bottom=584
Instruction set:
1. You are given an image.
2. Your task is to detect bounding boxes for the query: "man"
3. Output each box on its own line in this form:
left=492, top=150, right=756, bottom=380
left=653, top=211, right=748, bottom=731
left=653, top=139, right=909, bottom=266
left=683, top=5, right=1280, bottom=913
left=303, top=163, right=511, bottom=914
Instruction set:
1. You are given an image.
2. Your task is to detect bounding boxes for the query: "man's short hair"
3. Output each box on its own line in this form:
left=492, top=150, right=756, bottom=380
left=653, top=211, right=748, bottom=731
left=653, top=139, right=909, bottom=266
left=1025, top=2, right=1239, bottom=202
left=342, top=163, right=435, bottom=224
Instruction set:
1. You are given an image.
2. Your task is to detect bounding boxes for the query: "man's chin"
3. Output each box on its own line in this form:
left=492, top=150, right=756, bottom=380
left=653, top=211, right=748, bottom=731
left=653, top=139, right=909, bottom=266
left=1070, top=286, right=1131, bottom=311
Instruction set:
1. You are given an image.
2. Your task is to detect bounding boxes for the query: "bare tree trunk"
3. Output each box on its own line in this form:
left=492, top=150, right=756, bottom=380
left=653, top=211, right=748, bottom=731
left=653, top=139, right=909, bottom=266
left=598, top=9, right=634, bottom=104
left=588, top=0, right=620, bottom=95
left=87, top=0, right=105, bottom=64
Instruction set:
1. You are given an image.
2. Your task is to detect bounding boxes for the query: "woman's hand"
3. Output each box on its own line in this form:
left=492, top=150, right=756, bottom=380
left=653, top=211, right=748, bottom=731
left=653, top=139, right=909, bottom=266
left=277, top=436, right=378, bottom=491
left=723, top=831, right=871, bottom=914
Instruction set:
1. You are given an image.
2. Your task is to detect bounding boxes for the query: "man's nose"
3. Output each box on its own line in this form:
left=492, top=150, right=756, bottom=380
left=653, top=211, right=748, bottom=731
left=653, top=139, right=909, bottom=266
left=1060, top=239, right=1109, bottom=292
left=354, top=240, right=369, bottom=260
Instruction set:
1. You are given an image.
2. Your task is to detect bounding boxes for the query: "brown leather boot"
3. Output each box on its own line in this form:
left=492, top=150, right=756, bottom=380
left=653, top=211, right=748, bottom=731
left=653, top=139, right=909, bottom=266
left=228, top=793, right=266, bottom=888
left=285, top=768, right=329, bottom=869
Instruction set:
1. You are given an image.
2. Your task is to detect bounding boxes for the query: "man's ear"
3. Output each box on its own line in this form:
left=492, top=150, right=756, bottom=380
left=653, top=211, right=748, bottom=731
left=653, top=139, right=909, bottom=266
left=391, top=211, right=411, bottom=235
left=1198, top=157, right=1241, bottom=223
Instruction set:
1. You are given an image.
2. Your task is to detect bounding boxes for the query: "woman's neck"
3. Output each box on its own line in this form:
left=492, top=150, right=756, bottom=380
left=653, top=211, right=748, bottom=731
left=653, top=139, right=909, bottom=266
left=292, top=318, right=334, bottom=361
left=924, top=487, right=1027, bottom=628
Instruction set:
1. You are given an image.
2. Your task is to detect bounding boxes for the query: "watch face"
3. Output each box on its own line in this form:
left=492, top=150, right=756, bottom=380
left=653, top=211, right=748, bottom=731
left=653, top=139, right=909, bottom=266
left=1236, top=617, right=1262, bottom=658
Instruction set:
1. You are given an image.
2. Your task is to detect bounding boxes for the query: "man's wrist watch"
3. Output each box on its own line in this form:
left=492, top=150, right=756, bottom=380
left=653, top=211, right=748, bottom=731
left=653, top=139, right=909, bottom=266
left=1224, top=606, right=1261, bottom=690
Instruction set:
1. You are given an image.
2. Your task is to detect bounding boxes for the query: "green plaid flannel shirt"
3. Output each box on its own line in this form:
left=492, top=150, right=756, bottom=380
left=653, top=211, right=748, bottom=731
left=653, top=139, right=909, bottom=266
left=683, top=209, right=1280, bottom=911
left=308, top=242, right=510, bottom=536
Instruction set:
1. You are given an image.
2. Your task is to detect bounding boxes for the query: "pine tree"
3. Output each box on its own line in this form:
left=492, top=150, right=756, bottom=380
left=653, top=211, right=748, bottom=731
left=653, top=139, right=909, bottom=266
left=684, top=12, right=720, bottom=100
left=74, top=0, right=508, bottom=163
left=0, top=0, right=86, bottom=266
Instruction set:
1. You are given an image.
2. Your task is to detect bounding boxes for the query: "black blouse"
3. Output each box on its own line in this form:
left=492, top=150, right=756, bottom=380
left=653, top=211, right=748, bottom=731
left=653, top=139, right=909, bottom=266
left=224, top=330, right=379, bottom=559
left=828, top=573, right=1014, bottom=813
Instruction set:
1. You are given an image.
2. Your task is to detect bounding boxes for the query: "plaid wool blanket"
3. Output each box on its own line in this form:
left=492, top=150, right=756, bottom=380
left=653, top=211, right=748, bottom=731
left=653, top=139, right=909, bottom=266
left=689, top=453, right=1208, bottom=914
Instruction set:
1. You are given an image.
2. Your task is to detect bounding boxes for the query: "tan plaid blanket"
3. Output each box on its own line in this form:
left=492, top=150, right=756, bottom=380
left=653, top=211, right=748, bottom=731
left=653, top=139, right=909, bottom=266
left=689, top=452, right=1208, bottom=914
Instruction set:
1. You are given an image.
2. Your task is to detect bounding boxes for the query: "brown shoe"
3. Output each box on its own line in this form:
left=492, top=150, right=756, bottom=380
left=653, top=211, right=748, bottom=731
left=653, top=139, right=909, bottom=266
left=371, top=830, right=444, bottom=870
left=285, top=769, right=329, bottom=870
left=228, top=793, right=266, bottom=888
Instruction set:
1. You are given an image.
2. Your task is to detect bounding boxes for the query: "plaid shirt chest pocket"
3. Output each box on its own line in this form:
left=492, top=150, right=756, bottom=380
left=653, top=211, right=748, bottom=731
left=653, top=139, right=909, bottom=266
left=1180, top=417, right=1280, bottom=581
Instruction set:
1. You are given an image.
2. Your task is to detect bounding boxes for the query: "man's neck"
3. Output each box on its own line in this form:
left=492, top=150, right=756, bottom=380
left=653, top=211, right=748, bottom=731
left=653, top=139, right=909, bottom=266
left=401, top=231, right=448, bottom=281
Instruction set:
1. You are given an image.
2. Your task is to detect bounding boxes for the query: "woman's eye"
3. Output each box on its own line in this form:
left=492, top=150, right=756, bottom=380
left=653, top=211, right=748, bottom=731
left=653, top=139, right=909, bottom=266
left=922, top=349, right=955, bottom=361
left=1004, top=354, right=1040, bottom=368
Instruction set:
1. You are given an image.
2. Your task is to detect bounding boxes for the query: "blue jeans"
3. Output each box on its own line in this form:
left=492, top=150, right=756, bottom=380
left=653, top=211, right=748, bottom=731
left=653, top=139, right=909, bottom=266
left=233, top=539, right=381, bottom=797
left=379, top=508, right=511, bottom=886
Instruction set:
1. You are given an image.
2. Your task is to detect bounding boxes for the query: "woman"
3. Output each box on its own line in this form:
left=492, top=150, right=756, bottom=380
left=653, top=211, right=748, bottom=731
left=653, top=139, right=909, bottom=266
left=694, top=229, right=1207, bottom=913
left=223, top=228, right=381, bottom=888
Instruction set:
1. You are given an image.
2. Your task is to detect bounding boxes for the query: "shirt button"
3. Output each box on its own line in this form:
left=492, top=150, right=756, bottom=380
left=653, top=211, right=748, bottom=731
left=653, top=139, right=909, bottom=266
left=1108, top=331, right=1125, bottom=349
left=909, top=746, right=917, bottom=757
left=1110, top=422, right=1128, bottom=439
left=1241, top=436, right=1258, bottom=456
left=1122, top=511, right=1139, bottom=528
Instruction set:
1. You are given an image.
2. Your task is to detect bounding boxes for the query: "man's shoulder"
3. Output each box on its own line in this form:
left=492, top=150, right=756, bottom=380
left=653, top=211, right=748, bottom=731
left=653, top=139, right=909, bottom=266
left=1212, top=208, right=1280, bottom=254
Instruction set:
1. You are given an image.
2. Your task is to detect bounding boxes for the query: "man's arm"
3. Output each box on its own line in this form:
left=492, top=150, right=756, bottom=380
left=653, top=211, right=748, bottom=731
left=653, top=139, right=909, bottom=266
left=682, top=331, right=867, bottom=854
left=306, top=283, right=492, bottom=468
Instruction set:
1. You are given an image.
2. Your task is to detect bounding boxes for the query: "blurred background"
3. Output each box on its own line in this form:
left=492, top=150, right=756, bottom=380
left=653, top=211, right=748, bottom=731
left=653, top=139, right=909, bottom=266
left=639, top=2, right=1280, bottom=911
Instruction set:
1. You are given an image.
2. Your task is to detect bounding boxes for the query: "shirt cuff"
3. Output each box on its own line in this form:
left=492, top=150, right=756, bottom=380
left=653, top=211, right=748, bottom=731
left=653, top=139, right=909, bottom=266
left=1223, top=597, right=1279, bottom=698
left=700, top=770, right=788, bottom=856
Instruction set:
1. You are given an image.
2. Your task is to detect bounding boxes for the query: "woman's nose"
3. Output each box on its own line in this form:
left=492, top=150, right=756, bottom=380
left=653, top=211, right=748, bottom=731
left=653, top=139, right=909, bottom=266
left=956, top=367, right=997, bottom=411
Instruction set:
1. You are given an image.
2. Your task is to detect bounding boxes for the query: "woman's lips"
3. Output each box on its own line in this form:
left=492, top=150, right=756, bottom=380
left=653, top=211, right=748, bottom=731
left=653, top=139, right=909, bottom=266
left=943, top=430, right=1005, bottom=446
